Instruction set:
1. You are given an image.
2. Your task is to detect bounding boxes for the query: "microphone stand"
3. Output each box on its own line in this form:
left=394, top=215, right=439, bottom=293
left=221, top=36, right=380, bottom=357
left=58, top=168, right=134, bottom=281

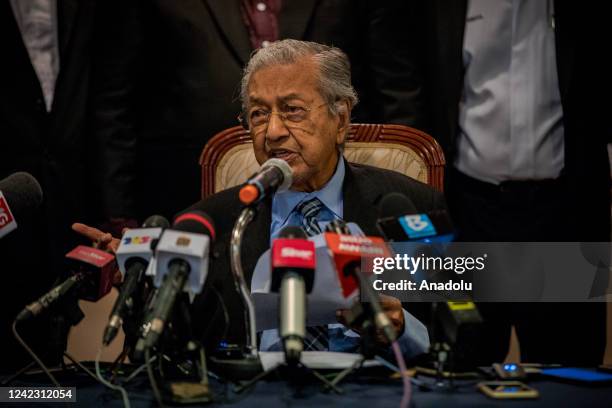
left=229, top=207, right=258, bottom=358
left=223, top=214, right=343, bottom=393
left=233, top=358, right=343, bottom=395
left=323, top=268, right=396, bottom=390
left=209, top=206, right=264, bottom=381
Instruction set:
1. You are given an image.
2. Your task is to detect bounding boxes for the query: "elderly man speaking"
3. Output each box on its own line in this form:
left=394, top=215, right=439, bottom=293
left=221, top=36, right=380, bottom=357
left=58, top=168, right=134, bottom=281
left=186, top=39, right=444, bottom=359
left=75, top=39, right=443, bottom=360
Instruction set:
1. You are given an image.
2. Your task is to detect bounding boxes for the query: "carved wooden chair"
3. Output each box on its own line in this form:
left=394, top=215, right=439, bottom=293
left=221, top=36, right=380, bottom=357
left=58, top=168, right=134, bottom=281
left=199, top=124, right=445, bottom=198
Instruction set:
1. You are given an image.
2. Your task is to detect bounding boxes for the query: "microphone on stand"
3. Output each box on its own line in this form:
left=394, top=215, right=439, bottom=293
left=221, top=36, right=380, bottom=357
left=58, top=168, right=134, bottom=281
left=238, top=158, right=292, bottom=205
left=15, top=245, right=117, bottom=322
left=102, top=215, right=170, bottom=346
left=324, top=221, right=398, bottom=343
left=376, top=193, right=454, bottom=243
left=270, top=226, right=316, bottom=365
left=0, top=172, right=43, bottom=239
left=137, top=210, right=215, bottom=352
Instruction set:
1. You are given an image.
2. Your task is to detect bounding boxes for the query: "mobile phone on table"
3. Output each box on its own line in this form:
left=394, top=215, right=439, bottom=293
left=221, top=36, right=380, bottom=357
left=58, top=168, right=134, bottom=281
left=477, top=381, right=539, bottom=399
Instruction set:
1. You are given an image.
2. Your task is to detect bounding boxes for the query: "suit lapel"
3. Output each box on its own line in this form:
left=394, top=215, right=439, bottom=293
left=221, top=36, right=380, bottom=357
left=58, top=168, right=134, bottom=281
left=240, top=198, right=272, bottom=286
left=279, top=0, right=318, bottom=40
left=205, top=0, right=253, bottom=65
left=342, top=161, right=382, bottom=236
left=58, top=0, right=78, bottom=61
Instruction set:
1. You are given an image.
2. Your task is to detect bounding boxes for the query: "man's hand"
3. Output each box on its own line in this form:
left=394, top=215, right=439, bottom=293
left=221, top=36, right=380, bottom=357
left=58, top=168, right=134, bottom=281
left=336, top=294, right=405, bottom=346
left=72, top=223, right=121, bottom=253
left=72, top=223, right=123, bottom=285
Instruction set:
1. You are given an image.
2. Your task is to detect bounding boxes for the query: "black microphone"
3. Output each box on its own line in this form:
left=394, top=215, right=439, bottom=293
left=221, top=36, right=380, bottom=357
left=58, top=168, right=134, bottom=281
left=238, top=158, right=292, bottom=205
left=16, top=273, right=84, bottom=322
left=0, top=172, right=43, bottom=239
left=270, top=226, right=315, bottom=365
left=379, top=192, right=417, bottom=218
left=377, top=192, right=454, bottom=242
left=139, top=210, right=216, bottom=351
left=102, top=215, right=170, bottom=346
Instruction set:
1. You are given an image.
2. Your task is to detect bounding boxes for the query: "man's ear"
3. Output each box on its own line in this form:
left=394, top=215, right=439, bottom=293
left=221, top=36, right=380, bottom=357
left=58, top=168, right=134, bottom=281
left=335, top=100, right=351, bottom=145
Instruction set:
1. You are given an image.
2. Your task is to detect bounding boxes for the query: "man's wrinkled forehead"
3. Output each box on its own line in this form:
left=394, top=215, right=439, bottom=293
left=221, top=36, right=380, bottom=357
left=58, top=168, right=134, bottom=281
left=246, top=59, right=321, bottom=105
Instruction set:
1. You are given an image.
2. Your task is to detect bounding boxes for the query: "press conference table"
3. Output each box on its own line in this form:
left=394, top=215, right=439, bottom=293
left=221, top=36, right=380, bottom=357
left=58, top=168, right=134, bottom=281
left=7, top=366, right=612, bottom=407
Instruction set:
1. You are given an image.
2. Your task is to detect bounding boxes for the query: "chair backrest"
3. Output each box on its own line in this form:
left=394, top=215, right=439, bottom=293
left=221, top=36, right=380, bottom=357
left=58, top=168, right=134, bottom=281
left=199, top=124, right=445, bottom=198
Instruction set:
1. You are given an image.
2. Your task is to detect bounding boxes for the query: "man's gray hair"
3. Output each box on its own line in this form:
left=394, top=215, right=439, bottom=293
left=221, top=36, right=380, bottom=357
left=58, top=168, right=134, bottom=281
left=240, top=39, right=359, bottom=115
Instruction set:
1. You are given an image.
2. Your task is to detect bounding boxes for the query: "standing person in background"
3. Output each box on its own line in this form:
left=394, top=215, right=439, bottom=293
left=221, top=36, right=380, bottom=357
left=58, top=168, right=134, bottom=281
left=414, top=0, right=611, bottom=365
left=92, top=0, right=423, bottom=226
left=0, top=0, right=100, bottom=372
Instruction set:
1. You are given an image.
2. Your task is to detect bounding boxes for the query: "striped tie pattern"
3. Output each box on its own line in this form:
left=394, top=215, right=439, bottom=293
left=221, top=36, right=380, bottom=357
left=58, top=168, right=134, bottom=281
left=295, top=197, right=324, bottom=236
left=294, top=197, right=328, bottom=350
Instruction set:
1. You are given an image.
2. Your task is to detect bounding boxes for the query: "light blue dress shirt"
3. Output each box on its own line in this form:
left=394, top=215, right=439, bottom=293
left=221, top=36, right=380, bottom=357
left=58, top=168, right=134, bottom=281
left=261, top=158, right=430, bottom=359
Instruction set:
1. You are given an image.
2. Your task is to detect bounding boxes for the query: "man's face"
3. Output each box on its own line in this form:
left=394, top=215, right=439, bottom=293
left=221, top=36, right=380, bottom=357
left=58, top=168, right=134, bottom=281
left=246, top=57, right=349, bottom=192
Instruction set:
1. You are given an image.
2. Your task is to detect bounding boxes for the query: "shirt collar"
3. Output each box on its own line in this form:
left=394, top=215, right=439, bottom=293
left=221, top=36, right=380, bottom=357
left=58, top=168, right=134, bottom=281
left=272, top=156, right=345, bottom=226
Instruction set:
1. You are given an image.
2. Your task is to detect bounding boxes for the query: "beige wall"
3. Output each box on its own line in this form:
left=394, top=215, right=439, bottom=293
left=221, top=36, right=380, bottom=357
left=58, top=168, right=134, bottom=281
left=66, top=289, right=124, bottom=362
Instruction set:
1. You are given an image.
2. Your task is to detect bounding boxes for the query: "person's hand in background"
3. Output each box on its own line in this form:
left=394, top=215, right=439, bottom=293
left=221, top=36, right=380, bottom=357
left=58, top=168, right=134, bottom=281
left=72, top=222, right=123, bottom=284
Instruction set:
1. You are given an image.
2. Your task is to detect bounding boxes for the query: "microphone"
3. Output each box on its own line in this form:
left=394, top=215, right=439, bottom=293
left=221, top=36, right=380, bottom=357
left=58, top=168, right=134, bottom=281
left=324, top=222, right=398, bottom=343
left=270, top=226, right=315, bottom=365
left=139, top=210, right=215, bottom=350
left=16, top=274, right=83, bottom=322
left=0, top=172, right=43, bottom=239
left=16, top=245, right=117, bottom=322
left=102, top=215, right=170, bottom=346
left=376, top=193, right=454, bottom=242
left=239, top=158, right=292, bottom=205
left=64, top=246, right=118, bottom=302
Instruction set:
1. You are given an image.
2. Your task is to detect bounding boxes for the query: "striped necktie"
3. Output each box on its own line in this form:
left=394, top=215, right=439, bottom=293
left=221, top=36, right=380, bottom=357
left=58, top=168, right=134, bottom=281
left=295, top=197, right=324, bottom=236
left=294, top=197, right=328, bottom=350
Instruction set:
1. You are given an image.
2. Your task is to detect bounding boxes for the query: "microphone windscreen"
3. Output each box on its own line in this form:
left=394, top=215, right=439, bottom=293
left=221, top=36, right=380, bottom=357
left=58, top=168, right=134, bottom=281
left=142, top=214, right=170, bottom=228
left=278, top=225, right=307, bottom=239
left=173, top=210, right=216, bottom=241
left=0, top=172, right=43, bottom=221
left=378, top=192, right=417, bottom=218
left=261, top=158, right=293, bottom=192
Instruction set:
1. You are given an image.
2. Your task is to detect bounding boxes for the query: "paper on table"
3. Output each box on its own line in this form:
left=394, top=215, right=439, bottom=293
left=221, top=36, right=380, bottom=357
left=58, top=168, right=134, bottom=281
left=251, top=232, right=358, bottom=331
left=258, top=351, right=382, bottom=371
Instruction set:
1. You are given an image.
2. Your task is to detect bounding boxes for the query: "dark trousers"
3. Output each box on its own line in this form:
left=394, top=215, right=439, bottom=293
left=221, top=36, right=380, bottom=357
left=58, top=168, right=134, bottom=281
left=446, top=168, right=606, bottom=366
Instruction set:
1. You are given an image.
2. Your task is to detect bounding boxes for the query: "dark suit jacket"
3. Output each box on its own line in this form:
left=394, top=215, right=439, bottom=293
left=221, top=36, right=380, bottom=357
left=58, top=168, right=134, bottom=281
left=0, top=0, right=98, bottom=372
left=187, top=161, right=445, bottom=350
left=93, top=0, right=423, bottom=221
left=414, top=0, right=611, bottom=241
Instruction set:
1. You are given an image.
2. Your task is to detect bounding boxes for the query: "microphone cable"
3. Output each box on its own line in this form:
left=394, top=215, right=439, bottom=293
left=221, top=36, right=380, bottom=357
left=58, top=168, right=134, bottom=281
left=95, top=348, right=131, bottom=408
left=391, top=340, right=412, bottom=408
left=11, top=320, right=60, bottom=387
left=145, top=348, right=165, bottom=408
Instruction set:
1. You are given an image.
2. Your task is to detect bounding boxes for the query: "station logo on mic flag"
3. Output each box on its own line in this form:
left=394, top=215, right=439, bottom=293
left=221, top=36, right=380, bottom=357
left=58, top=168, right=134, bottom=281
left=399, top=214, right=437, bottom=239
left=272, top=238, right=316, bottom=270
left=324, top=233, right=391, bottom=297
left=0, top=192, right=17, bottom=238
left=65, top=245, right=117, bottom=301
